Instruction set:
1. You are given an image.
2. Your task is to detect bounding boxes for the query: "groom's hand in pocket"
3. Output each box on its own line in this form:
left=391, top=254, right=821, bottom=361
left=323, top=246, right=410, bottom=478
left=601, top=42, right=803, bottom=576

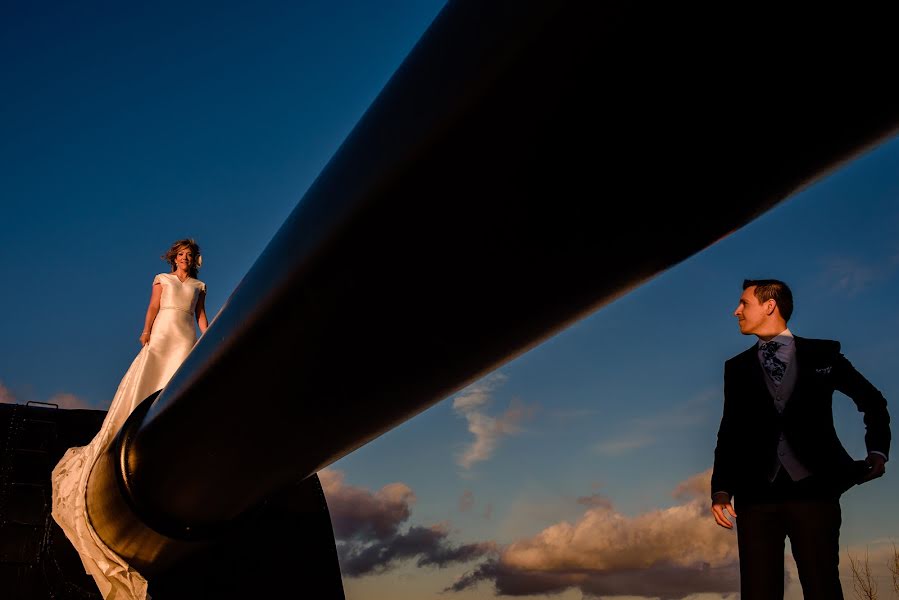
left=859, top=453, right=886, bottom=483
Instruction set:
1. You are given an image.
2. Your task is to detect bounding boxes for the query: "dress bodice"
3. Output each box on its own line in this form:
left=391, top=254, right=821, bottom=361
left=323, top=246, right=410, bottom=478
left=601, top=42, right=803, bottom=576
left=153, top=273, right=206, bottom=314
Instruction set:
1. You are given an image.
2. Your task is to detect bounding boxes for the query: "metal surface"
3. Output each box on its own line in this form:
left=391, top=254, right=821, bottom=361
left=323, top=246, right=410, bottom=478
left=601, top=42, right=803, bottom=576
left=86, top=1, right=899, bottom=570
left=0, top=403, right=106, bottom=600
left=0, top=402, right=344, bottom=599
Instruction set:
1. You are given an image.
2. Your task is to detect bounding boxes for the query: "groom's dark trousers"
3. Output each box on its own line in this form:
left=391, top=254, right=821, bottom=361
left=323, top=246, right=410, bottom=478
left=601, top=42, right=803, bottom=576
left=712, top=337, right=890, bottom=600
left=736, top=471, right=843, bottom=599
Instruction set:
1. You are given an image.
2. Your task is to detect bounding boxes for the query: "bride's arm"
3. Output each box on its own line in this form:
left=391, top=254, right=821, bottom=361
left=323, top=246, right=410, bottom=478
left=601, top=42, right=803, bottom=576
left=196, top=291, right=209, bottom=334
left=140, top=283, right=163, bottom=345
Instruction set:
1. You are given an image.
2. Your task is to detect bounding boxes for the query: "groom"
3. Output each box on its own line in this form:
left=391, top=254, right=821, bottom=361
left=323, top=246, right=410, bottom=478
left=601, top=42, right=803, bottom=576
left=710, top=279, right=890, bottom=600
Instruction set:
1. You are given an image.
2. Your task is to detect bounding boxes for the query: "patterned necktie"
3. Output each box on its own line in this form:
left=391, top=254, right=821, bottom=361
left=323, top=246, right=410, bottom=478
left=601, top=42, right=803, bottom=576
left=760, top=341, right=787, bottom=384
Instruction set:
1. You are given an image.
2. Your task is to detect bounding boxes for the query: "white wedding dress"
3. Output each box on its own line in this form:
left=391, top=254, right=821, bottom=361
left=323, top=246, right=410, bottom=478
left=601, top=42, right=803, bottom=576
left=51, top=272, right=206, bottom=600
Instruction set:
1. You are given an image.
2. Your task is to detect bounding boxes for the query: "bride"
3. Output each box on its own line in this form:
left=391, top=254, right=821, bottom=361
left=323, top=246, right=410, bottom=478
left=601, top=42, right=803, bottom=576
left=51, top=238, right=209, bottom=599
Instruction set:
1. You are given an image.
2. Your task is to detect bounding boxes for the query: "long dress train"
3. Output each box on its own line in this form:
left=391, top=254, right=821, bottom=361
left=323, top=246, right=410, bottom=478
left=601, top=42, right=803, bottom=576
left=51, top=273, right=206, bottom=599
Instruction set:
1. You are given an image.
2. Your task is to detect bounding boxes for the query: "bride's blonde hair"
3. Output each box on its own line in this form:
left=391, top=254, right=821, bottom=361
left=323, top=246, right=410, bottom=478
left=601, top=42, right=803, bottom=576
left=162, top=238, right=202, bottom=277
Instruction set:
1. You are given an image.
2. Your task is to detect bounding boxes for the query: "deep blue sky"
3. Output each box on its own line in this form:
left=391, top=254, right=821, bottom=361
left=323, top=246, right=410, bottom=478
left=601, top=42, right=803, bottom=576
left=2, top=3, right=898, bottom=599
left=1, top=0, right=445, bottom=403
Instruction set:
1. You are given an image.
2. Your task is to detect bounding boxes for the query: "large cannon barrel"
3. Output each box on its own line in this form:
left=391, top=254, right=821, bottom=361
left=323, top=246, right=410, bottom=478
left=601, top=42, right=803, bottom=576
left=86, top=1, right=899, bottom=573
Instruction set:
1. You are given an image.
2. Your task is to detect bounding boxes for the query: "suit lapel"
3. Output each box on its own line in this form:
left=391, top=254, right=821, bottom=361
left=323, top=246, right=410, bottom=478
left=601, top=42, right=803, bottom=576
left=788, top=336, right=812, bottom=405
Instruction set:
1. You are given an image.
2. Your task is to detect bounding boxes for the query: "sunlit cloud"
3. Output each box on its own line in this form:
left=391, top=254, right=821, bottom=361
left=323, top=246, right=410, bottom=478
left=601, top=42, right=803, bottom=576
left=319, top=470, right=414, bottom=540
left=672, top=470, right=714, bottom=502
left=48, top=392, right=93, bottom=410
left=448, top=469, right=744, bottom=598
left=452, top=373, right=535, bottom=469
left=0, top=381, right=93, bottom=409
left=0, top=381, right=14, bottom=404
left=320, top=469, right=495, bottom=577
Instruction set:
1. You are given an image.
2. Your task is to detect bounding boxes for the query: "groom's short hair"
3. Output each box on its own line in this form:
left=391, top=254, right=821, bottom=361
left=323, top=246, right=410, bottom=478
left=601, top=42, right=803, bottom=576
left=743, top=279, right=794, bottom=322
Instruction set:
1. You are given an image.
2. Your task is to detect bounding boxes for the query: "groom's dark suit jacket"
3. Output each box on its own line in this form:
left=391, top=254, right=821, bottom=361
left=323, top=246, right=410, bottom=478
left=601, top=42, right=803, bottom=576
left=712, top=336, right=890, bottom=501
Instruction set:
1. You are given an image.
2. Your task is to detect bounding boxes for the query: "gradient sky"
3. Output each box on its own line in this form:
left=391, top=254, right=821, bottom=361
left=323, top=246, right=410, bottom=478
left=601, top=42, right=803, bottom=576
left=3, top=3, right=898, bottom=599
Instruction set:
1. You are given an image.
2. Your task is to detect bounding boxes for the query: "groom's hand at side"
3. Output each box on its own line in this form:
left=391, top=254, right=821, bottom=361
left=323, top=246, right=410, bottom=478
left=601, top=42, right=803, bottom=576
left=711, top=492, right=737, bottom=529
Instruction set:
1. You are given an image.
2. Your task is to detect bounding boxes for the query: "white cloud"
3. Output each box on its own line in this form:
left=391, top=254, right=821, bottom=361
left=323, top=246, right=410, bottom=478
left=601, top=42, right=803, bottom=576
left=452, top=374, right=535, bottom=469
left=452, top=381, right=494, bottom=413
